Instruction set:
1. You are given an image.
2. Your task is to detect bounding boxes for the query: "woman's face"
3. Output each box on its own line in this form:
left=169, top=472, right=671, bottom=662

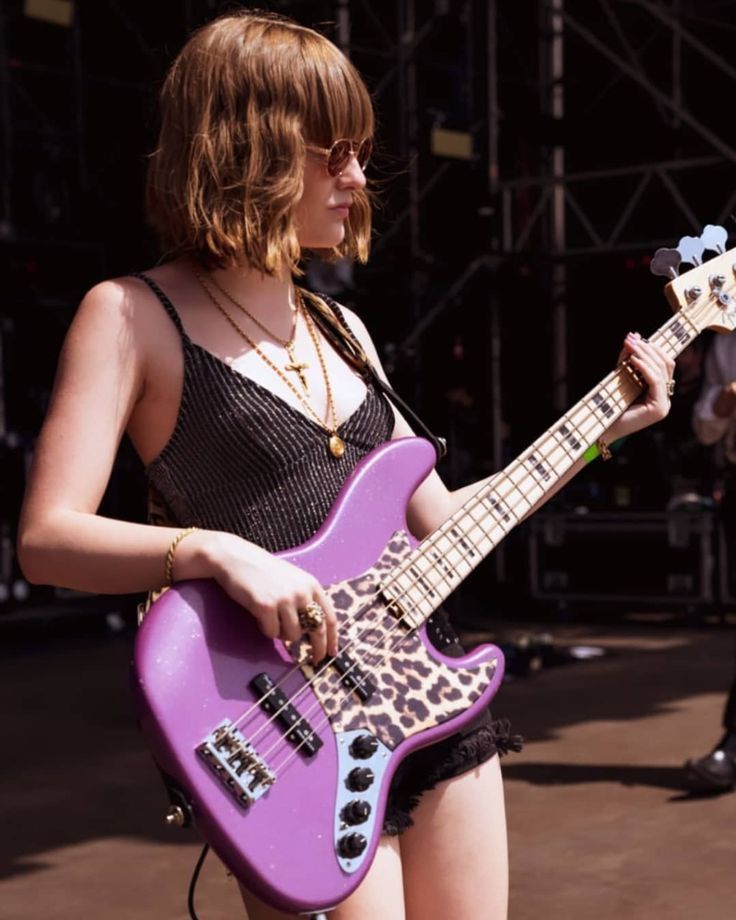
left=293, top=143, right=367, bottom=249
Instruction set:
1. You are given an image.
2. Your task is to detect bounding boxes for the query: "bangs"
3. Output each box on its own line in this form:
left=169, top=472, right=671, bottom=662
left=298, top=34, right=375, bottom=145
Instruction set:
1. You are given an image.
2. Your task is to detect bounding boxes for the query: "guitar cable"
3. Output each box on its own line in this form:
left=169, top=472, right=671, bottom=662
left=187, top=843, right=210, bottom=920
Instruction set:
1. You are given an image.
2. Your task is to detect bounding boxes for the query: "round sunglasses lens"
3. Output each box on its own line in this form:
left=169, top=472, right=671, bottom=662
left=357, top=138, right=373, bottom=169
left=328, top=140, right=353, bottom=176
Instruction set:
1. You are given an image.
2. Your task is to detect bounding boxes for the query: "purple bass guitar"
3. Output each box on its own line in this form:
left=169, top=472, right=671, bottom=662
left=132, top=232, right=736, bottom=914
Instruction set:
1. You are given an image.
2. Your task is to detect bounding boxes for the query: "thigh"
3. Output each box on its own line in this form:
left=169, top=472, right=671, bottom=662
left=399, top=754, right=508, bottom=920
left=239, top=834, right=406, bottom=920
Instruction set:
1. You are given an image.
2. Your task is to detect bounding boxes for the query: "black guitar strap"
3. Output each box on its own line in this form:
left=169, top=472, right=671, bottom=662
left=302, top=288, right=447, bottom=462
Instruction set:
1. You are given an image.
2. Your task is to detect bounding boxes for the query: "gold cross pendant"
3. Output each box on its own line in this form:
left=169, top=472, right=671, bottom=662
left=285, top=357, right=310, bottom=392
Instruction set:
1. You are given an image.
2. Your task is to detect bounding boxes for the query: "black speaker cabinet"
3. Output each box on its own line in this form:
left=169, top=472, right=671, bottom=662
left=529, top=511, right=715, bottom=606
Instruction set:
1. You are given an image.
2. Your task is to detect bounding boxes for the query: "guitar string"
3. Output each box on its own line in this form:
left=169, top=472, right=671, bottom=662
left=251, top=361, right=642, bottom=769
left=223, top=387, right=605, bottom=759
left=263, top=367, right=641, bottom=772
left=219, top=313, right=693, bottom=768
left=266, top=309, right=707, bottom=774
left=221, top=339, right=670, bottom=766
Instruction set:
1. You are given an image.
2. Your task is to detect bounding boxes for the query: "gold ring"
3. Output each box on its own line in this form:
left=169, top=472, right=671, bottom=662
left=298, top=602, right=325, bottom=631
left=666, top=379, right=675, bottom=397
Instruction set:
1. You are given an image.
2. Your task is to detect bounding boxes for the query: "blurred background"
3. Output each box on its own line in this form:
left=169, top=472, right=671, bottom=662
left=2, top=0, right=736, bottom=626
left=1, top=2, right=736, bottom=918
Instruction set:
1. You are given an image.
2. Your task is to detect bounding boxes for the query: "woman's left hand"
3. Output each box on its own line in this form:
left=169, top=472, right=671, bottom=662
left=607, top=332, right=676, bottom=441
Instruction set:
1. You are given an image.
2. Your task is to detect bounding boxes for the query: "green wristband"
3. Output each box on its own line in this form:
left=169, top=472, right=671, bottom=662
left=583, top=444, right=600, bottom=463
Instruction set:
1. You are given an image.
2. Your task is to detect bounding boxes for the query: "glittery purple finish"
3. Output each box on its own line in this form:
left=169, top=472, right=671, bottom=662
left=132, top=437, right=505, bottom=914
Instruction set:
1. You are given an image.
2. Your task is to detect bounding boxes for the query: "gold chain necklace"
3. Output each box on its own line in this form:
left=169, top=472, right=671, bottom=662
left=194, top=271, right=346, bottom=459
left=205, top=271, right=310, bottom=393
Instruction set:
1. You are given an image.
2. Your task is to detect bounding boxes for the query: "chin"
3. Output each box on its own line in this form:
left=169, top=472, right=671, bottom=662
left=301, top=229, right=345, bottom=249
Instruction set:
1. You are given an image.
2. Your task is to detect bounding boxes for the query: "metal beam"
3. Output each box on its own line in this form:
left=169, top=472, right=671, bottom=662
left=634, top=0, right=736, bottom=83
left=554, top=4, right=736, bottom=163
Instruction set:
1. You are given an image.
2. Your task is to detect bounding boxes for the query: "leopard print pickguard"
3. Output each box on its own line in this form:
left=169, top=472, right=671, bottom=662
left=299, top=531, right=499, bottom=750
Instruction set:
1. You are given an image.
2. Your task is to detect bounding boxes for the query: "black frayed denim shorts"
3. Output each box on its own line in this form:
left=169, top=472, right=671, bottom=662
left=382, top=608, right=523, bottom=836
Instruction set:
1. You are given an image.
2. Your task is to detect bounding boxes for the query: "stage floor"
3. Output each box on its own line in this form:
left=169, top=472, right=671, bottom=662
left=1, top=611, right=734, bottom=919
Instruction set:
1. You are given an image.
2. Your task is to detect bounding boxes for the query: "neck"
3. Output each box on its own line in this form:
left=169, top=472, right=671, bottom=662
left=201, top=259, right=296, bottom=323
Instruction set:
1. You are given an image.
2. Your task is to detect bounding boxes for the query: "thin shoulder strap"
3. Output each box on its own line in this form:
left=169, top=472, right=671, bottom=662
left=305, top=289, right=447, bottom=462
left=132, top=271, right=188, bottom=339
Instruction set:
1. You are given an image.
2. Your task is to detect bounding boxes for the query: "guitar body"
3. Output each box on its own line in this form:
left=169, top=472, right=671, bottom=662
left=132, top=438, right=505, bottom=914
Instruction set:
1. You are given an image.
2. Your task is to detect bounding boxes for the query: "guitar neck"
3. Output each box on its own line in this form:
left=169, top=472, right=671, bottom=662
left=381, top=307, right=700, bottom=626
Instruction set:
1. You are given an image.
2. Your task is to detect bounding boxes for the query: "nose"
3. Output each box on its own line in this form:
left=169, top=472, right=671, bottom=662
left=337, top=154, right=367, bottom=190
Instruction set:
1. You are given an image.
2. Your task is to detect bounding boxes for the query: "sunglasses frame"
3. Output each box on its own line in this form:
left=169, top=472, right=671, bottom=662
left=306, top=137, right=373, bottom=177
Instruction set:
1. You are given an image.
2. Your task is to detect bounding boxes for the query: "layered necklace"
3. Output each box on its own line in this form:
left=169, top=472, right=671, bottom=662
left=194, top=269, right=346, bottom=459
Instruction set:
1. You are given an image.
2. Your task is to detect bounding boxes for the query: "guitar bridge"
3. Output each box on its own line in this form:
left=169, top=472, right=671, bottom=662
left=196, top=721, right=275, bottom=808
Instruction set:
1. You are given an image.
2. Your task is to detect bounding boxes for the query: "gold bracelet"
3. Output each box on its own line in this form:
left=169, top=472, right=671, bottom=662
left=595, top=437, right=613, bottom=461
left=164, top=527, right=200, bottom=586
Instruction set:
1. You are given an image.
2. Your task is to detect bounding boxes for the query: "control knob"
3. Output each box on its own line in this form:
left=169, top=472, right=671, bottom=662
left=338, top=832, right=368, bottom=858
left=341, top=799, right=371, bottom=825
left=350, top=734, right=379, bottom=759
left=346, top=767, right=374, bottom=792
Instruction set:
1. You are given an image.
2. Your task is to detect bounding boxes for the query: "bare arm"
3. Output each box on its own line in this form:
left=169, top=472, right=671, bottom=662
left=16, top=278, right=183, bottom=590
left=18, top=278, right=338, bottom=659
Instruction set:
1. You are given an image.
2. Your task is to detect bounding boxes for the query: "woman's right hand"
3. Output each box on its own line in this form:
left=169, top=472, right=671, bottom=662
left=175, top=530, right=339, bottom=664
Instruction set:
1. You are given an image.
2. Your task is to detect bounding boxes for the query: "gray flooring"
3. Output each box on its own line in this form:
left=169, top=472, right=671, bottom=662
left=1, top=614, right=734, bottom=918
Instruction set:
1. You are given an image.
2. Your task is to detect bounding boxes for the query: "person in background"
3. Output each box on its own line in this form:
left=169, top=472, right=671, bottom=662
left=686, top=332, right=736, bottom=793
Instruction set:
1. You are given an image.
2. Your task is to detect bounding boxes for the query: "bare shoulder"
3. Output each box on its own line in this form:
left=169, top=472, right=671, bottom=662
left=71, top=274, right=156, bottom=342
left=325, top=299, right=381, bottom=361
left=321, top=297, right=392, bottom=389
left=70, top=266, right=185, bottom=368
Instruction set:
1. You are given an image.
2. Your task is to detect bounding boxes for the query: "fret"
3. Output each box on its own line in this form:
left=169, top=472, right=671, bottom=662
left=464, top=520, right=495, bottom=555
left=659, top=323, right=679, bottom=355
left=524, top=451, right=552, bottom=483
left=424, top=544, right=460, bottom=590
left=557, top=421, right=583, bottom=453
left=677, top=308, right=701, bottom=340
left=479, top=489, right=514, bottom=524
left=431, top=538, right=475, bottom=580
left=407, top=561, right=439, bottom=602
left=589, top=390, right=616, bottom=420
left=498, top=466, right=535, bottom=505
left=533, top=439, right=571, bottom=475
left=666, top=315, right=692, bottom=348
left=448, top=524, right=480, bottom=560
left=413, top=548, right=462, bottom=598
left=502, top=471, right=544, bottom=510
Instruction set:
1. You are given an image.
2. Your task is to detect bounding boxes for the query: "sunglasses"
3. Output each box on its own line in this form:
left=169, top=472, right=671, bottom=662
left=306, top=137, right=373, bottom=177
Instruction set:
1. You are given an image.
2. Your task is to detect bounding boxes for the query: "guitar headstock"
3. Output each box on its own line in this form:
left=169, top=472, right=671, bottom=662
left=651, top=224, right=736, bottom=335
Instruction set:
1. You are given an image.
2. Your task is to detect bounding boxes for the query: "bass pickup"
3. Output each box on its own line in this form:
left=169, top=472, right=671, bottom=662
left=328, top=651, right=375, bottom=703
left=250, top=672, right=324, bottom=757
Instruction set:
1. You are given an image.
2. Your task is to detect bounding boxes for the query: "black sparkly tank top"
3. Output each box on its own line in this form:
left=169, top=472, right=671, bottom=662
left=137, top=274, right=395, bottom=553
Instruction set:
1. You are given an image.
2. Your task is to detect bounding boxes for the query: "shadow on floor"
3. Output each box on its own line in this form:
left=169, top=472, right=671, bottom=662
left=503, top=761, right=687, bottom=792
left=0, top=613, right=733, bottom=883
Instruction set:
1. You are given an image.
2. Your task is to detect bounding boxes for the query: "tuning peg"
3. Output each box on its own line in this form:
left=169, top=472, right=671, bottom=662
left=677, top=235, right=706, bottom=266
left=650, top=247, right=682, bottom=279
left=701, top=224, right=728, bottom=254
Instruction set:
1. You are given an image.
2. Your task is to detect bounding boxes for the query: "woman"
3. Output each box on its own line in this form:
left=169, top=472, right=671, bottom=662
left=17, top=10, right=675, bottom=919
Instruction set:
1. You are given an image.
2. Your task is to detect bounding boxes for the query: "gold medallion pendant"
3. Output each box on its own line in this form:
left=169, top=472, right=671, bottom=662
left=329, top=434, right=346, bottom=458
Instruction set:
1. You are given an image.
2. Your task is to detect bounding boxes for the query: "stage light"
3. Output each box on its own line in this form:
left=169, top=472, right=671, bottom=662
left=23, top=0, right=73, bottom=28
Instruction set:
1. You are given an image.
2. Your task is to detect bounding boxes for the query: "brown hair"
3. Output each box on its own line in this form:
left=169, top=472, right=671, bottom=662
left=145, top=10, right=375, bottom=274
